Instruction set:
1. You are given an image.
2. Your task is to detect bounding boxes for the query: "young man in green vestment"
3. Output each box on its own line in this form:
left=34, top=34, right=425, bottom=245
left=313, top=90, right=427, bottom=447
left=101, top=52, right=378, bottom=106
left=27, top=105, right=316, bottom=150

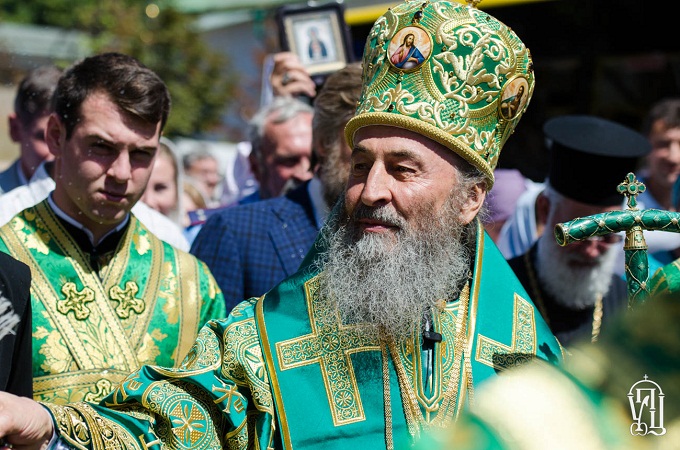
left=0, top=52, right=226, bottom=406
left=0, top=2, right=561, bottom=449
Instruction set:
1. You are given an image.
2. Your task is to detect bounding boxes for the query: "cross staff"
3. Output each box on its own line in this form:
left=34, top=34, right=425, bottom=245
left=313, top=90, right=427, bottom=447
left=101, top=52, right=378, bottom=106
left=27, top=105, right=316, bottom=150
left=554, top=172, right=680, bottom=307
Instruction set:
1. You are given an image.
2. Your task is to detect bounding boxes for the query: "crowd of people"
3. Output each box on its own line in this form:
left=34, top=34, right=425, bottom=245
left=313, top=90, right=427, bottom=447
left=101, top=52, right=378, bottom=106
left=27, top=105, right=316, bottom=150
left=0, top=0, right=678, bottom=448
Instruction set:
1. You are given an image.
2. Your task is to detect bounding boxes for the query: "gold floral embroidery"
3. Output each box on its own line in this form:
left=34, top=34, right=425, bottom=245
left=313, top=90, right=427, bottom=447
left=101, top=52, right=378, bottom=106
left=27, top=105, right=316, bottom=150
left=161, top=261, right=180, bottom=325
left=38, top=329, right=75, bottom=374
left=223, top=319, right=273, bottom=414
left=133, top=231, right=151, bottom=255
left=137, top=329, right=165, bottom=365
left=83, top=378, right=114, bottom=403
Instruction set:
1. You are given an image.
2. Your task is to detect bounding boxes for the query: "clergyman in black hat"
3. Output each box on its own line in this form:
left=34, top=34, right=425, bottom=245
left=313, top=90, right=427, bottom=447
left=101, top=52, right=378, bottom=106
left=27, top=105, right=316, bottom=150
left=507, top=115, right=651, bottom=347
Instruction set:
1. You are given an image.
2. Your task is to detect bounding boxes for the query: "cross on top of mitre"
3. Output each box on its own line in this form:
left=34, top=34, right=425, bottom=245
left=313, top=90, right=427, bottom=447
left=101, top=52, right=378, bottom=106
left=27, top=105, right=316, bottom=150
left=616, top=172, right=646, bottom=210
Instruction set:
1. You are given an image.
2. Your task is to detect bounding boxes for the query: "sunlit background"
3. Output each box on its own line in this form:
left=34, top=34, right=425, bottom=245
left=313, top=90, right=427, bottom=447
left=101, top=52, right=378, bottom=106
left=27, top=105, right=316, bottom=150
left=0, top=0, right=676, bottom=180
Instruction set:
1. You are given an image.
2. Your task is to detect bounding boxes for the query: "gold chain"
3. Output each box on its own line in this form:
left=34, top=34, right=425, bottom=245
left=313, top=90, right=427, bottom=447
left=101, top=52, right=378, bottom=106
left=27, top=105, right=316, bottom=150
left=382, top=343, right=394, bottom=450
left=523, top=252, right=603, bottom=343
left=382, top=279, right=474, bottom=443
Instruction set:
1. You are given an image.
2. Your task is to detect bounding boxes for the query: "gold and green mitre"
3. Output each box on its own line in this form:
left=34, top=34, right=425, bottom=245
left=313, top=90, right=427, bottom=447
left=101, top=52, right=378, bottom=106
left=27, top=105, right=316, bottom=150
left=345, top=0, right=535, bottom=187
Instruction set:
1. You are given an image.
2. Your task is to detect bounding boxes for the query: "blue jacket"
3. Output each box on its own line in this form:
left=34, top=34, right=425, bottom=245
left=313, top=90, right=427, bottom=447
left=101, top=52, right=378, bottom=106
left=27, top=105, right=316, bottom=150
left=190, top=181, right=320, bottom=312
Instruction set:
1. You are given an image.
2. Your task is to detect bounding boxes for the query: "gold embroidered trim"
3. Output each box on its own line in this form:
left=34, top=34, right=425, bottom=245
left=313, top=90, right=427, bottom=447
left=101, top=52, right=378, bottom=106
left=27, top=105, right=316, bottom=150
left=107, top=219, right=163, bottom=350
left=475, top=293, right=537, bottom=369
left=44, top=402, right=139, bottom=449
left=434, top=281, right=471, bottom=427
left=33, top=369, right=129, bottom=403
left=388, top=338, right=422, bottom=439
left=276, top=275, right=381, bottom=426
left=381, top=343, right=394, bottom=450
left=255, top=294, right=292, bottom=450
left=174, top=249, right=201, bottom=363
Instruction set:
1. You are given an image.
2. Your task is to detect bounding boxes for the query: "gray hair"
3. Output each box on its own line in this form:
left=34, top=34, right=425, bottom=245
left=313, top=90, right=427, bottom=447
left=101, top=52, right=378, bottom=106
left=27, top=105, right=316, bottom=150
left=182, top=143, right=216, bottom=171
left=248, top=96, right=314, bottom=161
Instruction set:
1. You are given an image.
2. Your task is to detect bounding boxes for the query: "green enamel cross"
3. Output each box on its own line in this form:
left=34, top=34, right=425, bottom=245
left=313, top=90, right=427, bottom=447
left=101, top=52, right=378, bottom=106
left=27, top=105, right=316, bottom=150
left=617, top=172, right=646, bottom=209
left=555, top=172, right=680, bottom=307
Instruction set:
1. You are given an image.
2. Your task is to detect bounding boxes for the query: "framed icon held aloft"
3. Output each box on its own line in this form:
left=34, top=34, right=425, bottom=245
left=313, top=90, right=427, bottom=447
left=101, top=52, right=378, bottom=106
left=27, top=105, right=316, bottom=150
left=276, top=2, right=352, bottom=78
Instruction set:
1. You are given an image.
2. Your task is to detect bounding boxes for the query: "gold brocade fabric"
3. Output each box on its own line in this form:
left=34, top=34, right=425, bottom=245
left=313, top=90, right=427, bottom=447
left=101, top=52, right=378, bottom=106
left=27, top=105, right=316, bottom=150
left=0, top=200, right=226, bottom=404
left=42, top=225, right=562, bottom=450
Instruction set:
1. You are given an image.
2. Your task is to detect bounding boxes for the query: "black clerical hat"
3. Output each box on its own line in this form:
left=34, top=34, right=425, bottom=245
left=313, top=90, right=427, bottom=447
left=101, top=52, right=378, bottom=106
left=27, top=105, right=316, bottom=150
left=544, top=115, right=651, bottom=206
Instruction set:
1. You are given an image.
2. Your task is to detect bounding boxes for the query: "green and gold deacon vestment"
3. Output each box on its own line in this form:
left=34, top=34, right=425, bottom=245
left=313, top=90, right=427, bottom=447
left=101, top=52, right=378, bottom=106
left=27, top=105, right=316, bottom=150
left=0, top=200, right=226, bottom=404
left=43, top=222, right=562, bottom=449
left=649, top=258, right=680, bottom=298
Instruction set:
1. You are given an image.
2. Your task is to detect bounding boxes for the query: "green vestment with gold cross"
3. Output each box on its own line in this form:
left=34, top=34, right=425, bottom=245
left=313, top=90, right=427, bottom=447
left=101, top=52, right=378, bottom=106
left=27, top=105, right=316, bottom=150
left=43, top=220, right=562, bottom=450
left=0, top=200, right=226, bottom=405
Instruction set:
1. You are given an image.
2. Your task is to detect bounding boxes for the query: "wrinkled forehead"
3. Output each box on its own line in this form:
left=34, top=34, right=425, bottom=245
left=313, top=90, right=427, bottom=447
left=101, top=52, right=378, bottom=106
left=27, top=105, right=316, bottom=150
left=353, top=125, right=470, bottom=171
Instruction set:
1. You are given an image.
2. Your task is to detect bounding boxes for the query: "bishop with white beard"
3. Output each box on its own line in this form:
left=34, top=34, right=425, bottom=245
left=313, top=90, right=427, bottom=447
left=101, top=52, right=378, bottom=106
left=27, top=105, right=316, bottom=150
left=508, top=115, right=651, bottom=346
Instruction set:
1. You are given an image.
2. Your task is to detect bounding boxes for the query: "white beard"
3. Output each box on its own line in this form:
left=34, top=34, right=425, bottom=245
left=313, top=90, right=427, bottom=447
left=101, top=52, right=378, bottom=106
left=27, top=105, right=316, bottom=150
left=535, top=232, right=618, bottom=309
left=317, top=197, right=473, bottom=342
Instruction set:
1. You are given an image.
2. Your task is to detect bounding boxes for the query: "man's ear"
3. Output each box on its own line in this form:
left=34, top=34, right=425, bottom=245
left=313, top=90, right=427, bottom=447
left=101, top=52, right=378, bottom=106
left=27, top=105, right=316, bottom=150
left=459, top=182, right=487, bottom=225
left=8, top=113, right=21, bottom=143
left=45, top=114, right=65, bottom=158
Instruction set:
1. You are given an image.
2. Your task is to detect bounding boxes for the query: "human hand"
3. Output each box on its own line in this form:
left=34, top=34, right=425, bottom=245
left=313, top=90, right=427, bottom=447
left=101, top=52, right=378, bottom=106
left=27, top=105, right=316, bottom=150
left=270, top=52, right=317, bottom=99
left=0, top=392, right=53, bottom=450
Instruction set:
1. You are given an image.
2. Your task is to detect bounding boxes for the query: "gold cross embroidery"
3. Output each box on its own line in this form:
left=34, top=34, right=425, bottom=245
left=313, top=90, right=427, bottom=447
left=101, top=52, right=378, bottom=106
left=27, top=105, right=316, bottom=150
left=276, top=277, right=381, bottom=426
left=109, top=281, right=145, bottom=318
left=475, top=294, right=537, bottom=370
left=58, top=282, right=95, bottom=320
left=170, top=403, right=207, bottom=445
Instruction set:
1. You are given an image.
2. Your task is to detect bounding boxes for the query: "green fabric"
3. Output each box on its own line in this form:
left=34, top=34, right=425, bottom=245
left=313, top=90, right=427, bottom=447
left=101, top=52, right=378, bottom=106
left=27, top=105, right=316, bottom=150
left=414, top=294, right=680, bottom=449
left=648, top=259, right=680, bottom=297
left=0, top=200, right=226, bottom=404
left=259, top=222, right=562, bottom=449
left=345, top=0, right=535, bottom=187
left=44, top=221, right=561, bottom=449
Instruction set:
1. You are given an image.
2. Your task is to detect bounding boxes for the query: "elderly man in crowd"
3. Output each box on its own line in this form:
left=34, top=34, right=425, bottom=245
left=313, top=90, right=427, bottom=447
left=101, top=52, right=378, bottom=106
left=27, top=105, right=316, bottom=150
left=240, top=95, right=314, bottom=203
left=0, top=2, right=561, bottom=448
left=191, top=62, right=362, bottom=309
left=508, top=115, right=650, bottom=347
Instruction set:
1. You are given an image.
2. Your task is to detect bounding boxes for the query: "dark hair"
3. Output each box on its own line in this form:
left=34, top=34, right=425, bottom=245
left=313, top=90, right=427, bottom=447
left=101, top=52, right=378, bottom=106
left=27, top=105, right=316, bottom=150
left=52, top=52, right=171, bottom=139
left=14, top=65, right=63, bottom=127
left=312, top=62, right=363, bottom=155
left=642, top=98, right=680, bottom=136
